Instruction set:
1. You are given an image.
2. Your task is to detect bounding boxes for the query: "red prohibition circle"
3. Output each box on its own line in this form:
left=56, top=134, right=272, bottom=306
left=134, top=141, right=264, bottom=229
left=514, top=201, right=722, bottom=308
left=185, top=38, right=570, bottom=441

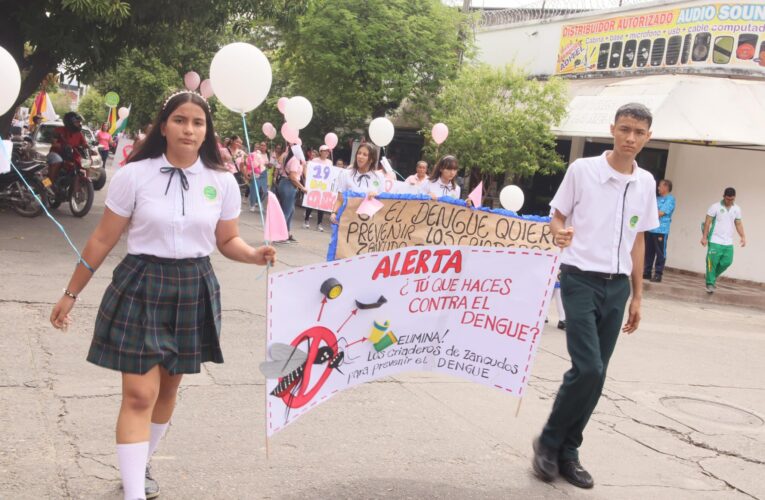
left=280, top=325, right=338, bottom=409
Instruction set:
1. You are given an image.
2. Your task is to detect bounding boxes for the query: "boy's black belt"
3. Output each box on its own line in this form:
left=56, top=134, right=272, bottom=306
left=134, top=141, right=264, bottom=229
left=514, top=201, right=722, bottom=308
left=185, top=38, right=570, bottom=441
left=560, top=264, right=628, bottom=281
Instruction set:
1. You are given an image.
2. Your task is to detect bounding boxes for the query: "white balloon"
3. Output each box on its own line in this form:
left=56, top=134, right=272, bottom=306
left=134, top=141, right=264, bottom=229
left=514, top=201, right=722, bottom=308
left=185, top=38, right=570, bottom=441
left=0, top=46, right=21, bottom=116
left=284, top=96, right=313, bottom=130
left=209, top=43, right=272, bottom=113
left=499, top=185, right=524, bottom=212
left=368, top=117, right=395, bottom=147
left=118, top=106, right=130, bottom=119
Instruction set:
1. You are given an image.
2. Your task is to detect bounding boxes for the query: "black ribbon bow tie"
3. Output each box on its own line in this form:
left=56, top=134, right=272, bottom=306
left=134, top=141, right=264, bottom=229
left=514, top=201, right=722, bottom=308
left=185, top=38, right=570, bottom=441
left=160, top=166, right=189, bottom=216
left=441, top=184, right=453, bottom=196
left=356, top=173, right=371, bottom=188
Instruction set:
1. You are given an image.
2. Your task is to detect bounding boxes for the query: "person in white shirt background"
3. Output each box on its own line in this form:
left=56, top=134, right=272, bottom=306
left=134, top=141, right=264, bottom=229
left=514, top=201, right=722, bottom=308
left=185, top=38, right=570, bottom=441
left=49, top=91, right=276, bottom=500
left=532, top=103, right=659, bottom=490
left=330, top=143, right=385, bottom=224
left=421, top=155, right=463, bottom=200
left=405, top=160, right=429, bottom=186
left=701, top=186, right=746, bottom=293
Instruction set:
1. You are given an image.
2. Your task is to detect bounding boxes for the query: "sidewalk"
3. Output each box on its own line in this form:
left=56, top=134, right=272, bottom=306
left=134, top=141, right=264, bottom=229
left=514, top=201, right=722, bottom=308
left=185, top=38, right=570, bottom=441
left=643, top=268, right=765, bottom=311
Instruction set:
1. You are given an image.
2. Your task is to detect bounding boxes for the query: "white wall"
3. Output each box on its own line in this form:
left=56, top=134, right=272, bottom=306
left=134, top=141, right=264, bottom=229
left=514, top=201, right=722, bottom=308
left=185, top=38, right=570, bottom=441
left=665, top=143, right=764, bottom=282
left=476, top=22, right=562, bottom=76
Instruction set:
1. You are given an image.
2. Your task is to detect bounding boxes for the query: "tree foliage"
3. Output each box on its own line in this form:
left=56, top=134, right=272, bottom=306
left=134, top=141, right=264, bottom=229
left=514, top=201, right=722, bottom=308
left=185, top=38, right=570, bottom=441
left=77, top=88, right=105, bottom=128
left=49, top=91, right=74, bottom=116
left=279, top=0, right=469, bottom=141
left=424, top=64, right=568, bottom=188
left=0, top=0, right=307, bottom=130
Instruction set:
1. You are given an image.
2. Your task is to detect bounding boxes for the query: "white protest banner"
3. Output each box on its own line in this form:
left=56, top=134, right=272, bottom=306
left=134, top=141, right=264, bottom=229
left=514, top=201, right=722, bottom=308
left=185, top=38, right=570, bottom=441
left=265, top=245, right=559, bottom=436
left=114, top=137, right=134, bottom=167
left=290, top=144, right=305, bottom=162
left=302, top=161, right=342, bottom=211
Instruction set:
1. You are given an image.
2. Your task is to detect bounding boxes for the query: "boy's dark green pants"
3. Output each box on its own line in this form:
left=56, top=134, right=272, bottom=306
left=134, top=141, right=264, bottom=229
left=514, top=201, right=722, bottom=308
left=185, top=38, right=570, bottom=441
left=540, top=270, right=631, bottom=461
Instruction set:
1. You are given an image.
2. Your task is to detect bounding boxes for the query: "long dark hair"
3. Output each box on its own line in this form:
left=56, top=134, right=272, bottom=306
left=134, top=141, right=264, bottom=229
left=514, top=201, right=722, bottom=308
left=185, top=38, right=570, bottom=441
left=127, top=91, right=224, bottom=170
left=352, top=143, right=377, bottom=173
left=429, top=155, right=458, bottom=188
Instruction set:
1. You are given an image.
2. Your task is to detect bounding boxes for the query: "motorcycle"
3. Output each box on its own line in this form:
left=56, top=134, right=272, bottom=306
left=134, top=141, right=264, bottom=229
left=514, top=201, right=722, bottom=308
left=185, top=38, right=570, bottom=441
left=43, top=146, right=95, bottom=217
left=0, top=140, right=48, bottom=217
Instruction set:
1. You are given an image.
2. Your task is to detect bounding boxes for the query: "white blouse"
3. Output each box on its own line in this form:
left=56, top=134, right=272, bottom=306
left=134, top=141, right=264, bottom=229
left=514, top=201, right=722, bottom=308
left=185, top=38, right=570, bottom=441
left=106, top=155, right=241, bottom=259
left=421, top=178, right=461, bottom=199
left=335, top=168, right=385, bottom=194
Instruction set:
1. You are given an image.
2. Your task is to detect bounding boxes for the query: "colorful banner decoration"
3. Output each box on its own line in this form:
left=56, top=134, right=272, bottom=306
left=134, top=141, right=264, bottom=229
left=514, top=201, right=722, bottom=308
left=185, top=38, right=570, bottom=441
left=328, top=194, right=554, bottom=260
left=265, top=245, right=559, bottom=435
left=107, top=107, right=118, bottom=135
left=557, top=2, right=765, bottom=75
left=28, top=91, right=57, bottom=125
left=302, top=161, right=343, bottom=212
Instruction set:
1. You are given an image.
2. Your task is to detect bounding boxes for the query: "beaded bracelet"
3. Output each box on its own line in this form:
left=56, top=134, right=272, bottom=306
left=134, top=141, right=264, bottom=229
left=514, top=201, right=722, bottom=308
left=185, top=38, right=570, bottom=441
left=63, top=289, right=78, bottom=300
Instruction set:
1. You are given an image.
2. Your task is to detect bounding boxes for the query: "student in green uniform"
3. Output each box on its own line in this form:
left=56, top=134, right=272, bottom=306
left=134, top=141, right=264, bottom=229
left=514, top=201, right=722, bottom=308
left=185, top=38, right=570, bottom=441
left=701, top=187, right=746, bottom=293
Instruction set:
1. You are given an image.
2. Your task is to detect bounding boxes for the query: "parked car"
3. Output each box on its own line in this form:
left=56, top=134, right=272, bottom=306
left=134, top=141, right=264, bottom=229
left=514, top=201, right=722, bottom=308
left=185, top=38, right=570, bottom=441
left=32, top=121, right=107, bottom=190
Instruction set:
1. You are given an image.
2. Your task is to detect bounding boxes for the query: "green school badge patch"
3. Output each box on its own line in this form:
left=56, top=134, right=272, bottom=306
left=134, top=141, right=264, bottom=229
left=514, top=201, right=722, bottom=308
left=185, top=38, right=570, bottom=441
left=629, top=215, right=639, bottom=229
left=203, top=186, right=218, bottom=201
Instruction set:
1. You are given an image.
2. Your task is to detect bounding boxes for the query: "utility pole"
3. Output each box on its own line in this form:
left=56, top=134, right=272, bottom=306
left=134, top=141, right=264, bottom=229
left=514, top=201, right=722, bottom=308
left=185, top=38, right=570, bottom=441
left=458, top=0, right=471, bottom=66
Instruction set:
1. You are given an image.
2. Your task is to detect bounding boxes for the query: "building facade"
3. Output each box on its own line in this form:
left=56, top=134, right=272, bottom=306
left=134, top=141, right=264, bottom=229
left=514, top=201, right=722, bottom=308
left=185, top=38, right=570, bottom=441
left=476, top=0, right=765, bottom=283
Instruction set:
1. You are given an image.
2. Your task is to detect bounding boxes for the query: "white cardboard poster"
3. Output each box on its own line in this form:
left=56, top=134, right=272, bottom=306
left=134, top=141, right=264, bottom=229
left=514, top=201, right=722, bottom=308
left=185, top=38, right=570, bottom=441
left=266, top=245, right=559, bottom=436
left=302, top=161, right=342, bottom=211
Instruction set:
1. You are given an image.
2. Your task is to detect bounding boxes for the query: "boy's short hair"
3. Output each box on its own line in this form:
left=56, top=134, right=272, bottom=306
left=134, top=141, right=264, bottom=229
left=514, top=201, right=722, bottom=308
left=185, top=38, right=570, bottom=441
left=614, top=102, right=653, bottom=128
left=723, top=187, right=736, bottom=197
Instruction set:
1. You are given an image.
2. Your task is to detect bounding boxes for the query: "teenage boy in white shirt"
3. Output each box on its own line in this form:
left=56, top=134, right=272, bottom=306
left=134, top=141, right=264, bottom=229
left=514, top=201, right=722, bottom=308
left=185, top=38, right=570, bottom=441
left=532, top=103, right=660, bottom=489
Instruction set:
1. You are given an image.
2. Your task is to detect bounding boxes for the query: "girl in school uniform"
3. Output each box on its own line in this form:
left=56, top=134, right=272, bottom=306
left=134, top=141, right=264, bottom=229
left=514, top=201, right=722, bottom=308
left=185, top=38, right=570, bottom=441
left=329, top=143, right=385, bottom=224
left=421, top=155, right=463, bottom=200
left=49, top=91, right=276, bottom=500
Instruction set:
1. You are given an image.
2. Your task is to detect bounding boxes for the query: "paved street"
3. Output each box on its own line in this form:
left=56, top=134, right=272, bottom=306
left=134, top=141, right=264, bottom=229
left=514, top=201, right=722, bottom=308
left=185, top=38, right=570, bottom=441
left=1, top=170, right=763, bottom=499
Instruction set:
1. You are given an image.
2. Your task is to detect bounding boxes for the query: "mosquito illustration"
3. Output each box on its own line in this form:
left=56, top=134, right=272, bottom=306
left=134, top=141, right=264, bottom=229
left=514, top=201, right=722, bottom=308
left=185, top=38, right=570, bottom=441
left=260, top=337, right=350, bottom=419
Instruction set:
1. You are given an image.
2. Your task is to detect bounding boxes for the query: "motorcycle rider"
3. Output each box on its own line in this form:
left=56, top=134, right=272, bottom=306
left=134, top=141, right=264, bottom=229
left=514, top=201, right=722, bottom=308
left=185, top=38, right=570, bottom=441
left=46, top=112, right=92, bottom=186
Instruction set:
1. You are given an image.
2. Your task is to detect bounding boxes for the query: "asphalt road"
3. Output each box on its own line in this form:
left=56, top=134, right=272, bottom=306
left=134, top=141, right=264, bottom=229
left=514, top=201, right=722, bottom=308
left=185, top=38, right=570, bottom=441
left=1, top=167, right=763, bottom=499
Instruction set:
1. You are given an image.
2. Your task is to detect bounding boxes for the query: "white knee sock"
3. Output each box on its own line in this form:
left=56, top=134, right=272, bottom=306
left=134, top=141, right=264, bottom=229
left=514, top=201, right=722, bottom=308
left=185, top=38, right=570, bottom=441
left=147, top=422, right=170, bottom=461
left=117, top=442, right=149, bottom=500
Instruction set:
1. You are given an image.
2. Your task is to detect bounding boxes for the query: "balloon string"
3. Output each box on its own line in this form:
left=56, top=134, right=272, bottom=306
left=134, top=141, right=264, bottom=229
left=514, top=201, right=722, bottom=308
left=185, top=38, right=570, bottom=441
left=0, top=141, right=93, bottom=272
left=240, top=113, right=270, bottom=280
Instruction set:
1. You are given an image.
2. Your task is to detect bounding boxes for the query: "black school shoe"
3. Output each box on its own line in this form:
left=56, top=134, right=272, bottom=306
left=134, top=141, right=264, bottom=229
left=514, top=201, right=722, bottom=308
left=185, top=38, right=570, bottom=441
left=650, top=275, right=662, bottom=282
left=532, top=437, right=559, bottom=481
left=557, top=320, right=566, bottom=331
left=559, top=459, right=594, bottom=489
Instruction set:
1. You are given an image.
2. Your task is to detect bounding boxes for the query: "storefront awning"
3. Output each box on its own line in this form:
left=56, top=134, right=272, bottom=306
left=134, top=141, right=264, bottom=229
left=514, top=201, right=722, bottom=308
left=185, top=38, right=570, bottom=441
left=552, top=74, right=765, bottom=147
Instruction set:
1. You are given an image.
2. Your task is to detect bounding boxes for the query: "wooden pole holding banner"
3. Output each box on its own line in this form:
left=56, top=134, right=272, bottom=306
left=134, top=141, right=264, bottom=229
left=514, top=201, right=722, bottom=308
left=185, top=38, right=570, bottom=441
left=515, top=396, right=524, bottom=418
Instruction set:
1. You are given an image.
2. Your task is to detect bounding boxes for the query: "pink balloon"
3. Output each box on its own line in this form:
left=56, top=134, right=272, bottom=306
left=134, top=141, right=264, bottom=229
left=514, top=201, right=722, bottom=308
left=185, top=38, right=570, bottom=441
left=324, top=132, right=338, bottom=150
left=431, top=122, right=449, bottom=145
left=280, top=122, right=299, bottom=143
left=295, top=138, right=302, bottom=146
left=277, top=97, right=289, bottom=114
left=199, top=79, right=214, bottom=98
left=262, top=122, right=276, bottom=140
left=184, top=71, right=201, bottom=91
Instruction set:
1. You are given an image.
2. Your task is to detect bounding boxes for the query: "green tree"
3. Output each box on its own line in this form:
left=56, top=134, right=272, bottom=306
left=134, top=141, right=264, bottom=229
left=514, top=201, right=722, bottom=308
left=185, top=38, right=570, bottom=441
left=423, top=64, right=568, bottom=197
left=0, top=0, right=306, bottom=131
left=77, top=89, right=107, bottom=128
left=279, top=0, right=469, bottom=143
left=49, top=91, right=73, bottom=116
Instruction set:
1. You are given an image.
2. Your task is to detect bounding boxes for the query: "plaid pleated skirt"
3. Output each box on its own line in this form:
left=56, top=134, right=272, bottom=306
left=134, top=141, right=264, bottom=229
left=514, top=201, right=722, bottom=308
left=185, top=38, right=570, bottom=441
left=86, top=254, right=224, bottom=375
